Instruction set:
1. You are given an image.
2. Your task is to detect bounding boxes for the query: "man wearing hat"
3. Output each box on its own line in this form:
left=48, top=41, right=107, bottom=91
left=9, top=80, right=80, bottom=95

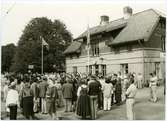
left=6, top=81, right=19, bottom=120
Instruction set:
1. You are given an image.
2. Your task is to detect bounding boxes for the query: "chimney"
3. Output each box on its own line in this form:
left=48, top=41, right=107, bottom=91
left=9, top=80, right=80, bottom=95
left=100, top=15, right=109, bottom=25
left=123, top=6, right=133, bottom=19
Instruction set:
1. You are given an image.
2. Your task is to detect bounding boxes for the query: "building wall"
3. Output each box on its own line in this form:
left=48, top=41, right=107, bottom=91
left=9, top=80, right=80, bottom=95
left=66, top=48, right=165, bottom=82
left=66, top=49, right=144, bottom=74
left=143, top=49, right=165, bottom=81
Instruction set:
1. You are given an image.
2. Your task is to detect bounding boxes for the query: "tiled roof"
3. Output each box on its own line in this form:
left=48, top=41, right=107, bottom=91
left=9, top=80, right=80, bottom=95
left=64, top=9, right=165, bottom=54
left=63, top=41, right=82, bottom=54
left=111, top=9, right=165, bottom=45
left=77, top=18, right=127, bottom=39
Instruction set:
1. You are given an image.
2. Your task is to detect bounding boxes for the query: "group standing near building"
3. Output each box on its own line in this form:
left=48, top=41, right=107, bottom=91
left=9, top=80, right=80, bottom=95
left=1, top=70, right=161, bottom=120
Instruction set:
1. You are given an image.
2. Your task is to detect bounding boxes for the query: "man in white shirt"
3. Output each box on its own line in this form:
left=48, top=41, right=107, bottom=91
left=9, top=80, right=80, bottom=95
left=6, top=82, right=19, bottom=120
left=125, top=76, right=137, bottom=120
left=149, top=72, right=158, bottom=102
left=102, top=79, right=113, bottom=111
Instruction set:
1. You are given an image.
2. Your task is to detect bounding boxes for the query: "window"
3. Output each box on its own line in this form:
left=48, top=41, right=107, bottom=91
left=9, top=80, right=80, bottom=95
left=161, top=35, right=165, bottom=51
left=73, top=66, right=77, bottom=74
left=121, top=63, right=128, bottom=74
left=155, top=62, right=160, bottom=78
left=70, top=55, right=73, bottom=59
left=102, top=65, right=106, bottom=76
left=95, top=65, right=99, bottom=76
left=160, top=21, right=166, bottom=29
left=91, top=42, right=99, bottom=56
left=127, top=45, right=132, bottom=51
left=86, top=65, right=92, bottom=75
left=105, top=36, right=113, bottom=45
left=86, top=64, right=106, bottom=76
left=114, top=47, right=120, bottom=54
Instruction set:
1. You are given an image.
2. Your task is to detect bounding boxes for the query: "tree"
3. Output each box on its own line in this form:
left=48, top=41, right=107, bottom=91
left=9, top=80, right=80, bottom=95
left=1, top=43, right=16, bottom=73
left=11, top=17, right=72, bottom=73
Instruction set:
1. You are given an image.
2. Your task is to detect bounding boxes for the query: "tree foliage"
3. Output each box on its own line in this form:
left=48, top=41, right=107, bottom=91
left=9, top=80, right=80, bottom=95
left=11, top=17, right=72, bottom=73
left=2, top=43, right=16, bottom=73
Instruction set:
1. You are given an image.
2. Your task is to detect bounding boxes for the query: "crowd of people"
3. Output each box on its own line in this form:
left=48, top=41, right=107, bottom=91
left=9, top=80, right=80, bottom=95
left=1, top=71, right=160, bottom=120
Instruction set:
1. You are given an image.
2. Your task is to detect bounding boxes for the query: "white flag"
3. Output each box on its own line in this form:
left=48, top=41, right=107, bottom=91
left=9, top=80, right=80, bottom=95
left=41, top=37, right=49, bottom=50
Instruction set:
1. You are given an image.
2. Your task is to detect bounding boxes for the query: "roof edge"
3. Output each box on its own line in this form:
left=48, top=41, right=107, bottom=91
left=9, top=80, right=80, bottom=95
left=110, top=39, right=142, bottom=46
left=75, top=8, right=166, bottom=41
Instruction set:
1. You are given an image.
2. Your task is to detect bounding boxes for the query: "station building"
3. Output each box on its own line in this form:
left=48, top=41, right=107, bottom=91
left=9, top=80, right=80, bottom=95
left=64, top=7, right=166, bottom=82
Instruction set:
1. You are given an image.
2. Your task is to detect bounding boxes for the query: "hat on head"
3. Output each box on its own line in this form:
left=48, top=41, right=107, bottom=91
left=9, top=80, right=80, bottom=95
left=43, top=76, right=47, bottom=81
left=9, top=81, right=16, bottom=88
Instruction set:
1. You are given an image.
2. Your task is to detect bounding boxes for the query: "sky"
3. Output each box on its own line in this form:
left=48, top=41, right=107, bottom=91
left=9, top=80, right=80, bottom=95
left=0, top=0, right=166, bottom=46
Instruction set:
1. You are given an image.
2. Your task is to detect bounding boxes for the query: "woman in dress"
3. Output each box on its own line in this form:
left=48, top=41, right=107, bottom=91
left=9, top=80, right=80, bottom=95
left=72, top=77, right=78, bottom=112
left=76, top=79, right=90, bottom=119
left=115, top=77, right=122, bottom=105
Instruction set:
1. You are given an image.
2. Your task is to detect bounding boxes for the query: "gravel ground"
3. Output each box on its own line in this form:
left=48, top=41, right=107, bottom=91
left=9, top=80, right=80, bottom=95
left=1, top=86, right=165, bottom=120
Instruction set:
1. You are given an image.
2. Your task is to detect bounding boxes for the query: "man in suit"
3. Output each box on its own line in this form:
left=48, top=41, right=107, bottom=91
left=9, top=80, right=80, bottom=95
left=88, top=75, right=101, bottom=120
left=39, top=76, right=48, bottom=114
left=62, top=79, right=73, bottom=112
left=30, top=77, right=39, bottom=113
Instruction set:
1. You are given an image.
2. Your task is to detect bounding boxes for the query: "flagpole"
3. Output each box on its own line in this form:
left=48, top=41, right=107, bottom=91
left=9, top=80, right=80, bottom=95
left=41, top=37, right=43, bottom=74
left=87, top=23, right=90, bottom=75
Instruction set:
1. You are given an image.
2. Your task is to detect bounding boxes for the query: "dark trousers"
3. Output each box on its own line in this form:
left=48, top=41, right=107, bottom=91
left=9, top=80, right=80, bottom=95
left=111, top=93, right=115, bottom=105
left=90, top=95, right=98, bottom=120
left=9, top=105, right=17, bottom=120
left=98, top=92, right=103, bottom=109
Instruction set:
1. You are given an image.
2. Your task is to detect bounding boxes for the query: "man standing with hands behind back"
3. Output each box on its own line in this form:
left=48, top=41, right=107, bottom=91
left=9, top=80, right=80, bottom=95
left=62, top=78, right=73, bottom=112
left=125, top=76, right=137, bottom=120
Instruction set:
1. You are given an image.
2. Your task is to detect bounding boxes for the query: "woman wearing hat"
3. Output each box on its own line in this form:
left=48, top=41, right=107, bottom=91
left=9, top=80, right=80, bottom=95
left=6, top=81, right=19, bottom=120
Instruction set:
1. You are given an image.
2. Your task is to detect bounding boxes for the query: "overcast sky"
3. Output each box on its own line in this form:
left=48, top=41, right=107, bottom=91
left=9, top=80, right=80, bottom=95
left=0, top=0, right=166, bottom=46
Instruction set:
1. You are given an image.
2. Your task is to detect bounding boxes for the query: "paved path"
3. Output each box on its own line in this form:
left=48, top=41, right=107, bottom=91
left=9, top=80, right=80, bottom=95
left=1, top=86, right=165, bottom=120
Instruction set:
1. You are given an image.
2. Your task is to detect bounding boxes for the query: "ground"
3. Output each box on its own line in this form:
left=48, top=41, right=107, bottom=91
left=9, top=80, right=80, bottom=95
left=1, top=86, right=165, bottom=120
